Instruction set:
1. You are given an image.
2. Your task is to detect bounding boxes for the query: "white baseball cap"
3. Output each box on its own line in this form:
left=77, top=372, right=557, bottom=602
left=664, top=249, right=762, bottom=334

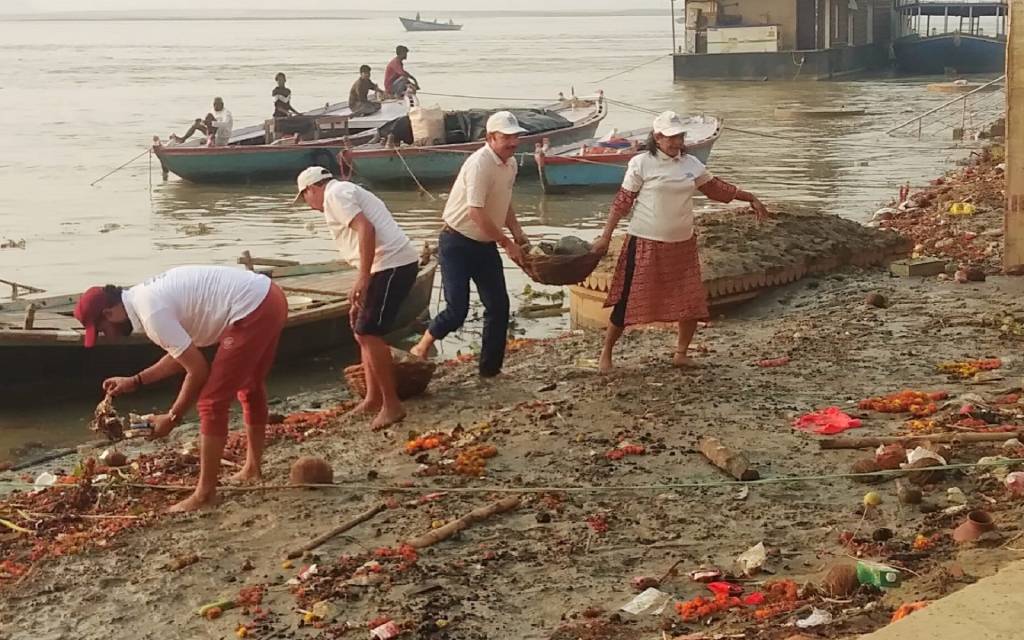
left=294, top=166, right=333, bottom=203
left=486, top=111, right=528, bottom=135
left=652, top=111, right=687, bottom=137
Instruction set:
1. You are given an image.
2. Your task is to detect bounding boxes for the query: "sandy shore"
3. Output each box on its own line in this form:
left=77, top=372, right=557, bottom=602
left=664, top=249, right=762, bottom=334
left=3, top=154, right=1024, bottom=640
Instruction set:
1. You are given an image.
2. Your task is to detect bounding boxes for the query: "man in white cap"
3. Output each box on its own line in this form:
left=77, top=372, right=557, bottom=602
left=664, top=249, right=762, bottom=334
left=410, top=111, right=530, bottom=377
left=295, top=165, right=421, bottom=430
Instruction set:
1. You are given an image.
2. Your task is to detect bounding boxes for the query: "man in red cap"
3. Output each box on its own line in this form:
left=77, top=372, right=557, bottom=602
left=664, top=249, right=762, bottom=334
left=74, top=266, right=287, bottom=512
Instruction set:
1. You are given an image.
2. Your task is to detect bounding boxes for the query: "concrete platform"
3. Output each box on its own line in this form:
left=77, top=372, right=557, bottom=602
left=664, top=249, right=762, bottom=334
left=857, top=560, right=1024, bottom=640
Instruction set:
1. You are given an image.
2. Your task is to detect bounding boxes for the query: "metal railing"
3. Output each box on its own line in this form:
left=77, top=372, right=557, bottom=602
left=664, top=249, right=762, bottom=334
left=886, top=75, right=1006, bottom=139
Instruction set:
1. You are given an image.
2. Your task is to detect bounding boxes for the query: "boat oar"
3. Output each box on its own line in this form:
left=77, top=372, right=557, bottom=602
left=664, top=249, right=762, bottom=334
left=90, top=147, right=152, bottom=187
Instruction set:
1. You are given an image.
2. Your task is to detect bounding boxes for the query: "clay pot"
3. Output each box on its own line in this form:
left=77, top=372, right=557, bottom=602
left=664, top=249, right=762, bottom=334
left=907, top=458, right=945, bottom=486
left=289, top=456, right=334, bottom=486
left=850, top=458, right=883, bottom=484
left=953, top=510, right=996, bottom=543
left=821, top=564, right=859, bottom=597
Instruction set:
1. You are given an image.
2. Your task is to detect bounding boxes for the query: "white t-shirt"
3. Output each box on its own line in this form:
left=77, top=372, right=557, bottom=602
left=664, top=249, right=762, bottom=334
left=123, top=266, right=271, bottom=358
left=622, top=150, right=713, bottom=243
left=322, top=180, right=420, bottom=273
left=442, top=145, right=517, bottom=242
left=212, top=109, right=233, bottom=146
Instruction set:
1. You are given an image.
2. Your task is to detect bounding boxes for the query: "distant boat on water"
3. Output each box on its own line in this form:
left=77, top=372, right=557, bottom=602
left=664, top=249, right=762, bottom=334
left=400, top=13, right=463, bottom=32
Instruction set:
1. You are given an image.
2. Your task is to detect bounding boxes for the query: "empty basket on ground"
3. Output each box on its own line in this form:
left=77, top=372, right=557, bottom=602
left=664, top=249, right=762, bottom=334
left=344, top=349, right=436, bottom=400
left=515, top=251, right=602, bottom=286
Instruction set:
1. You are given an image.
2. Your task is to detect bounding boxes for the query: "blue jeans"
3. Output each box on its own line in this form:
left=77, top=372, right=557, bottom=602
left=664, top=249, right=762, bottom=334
left=429, top=228, right=510, bottom=376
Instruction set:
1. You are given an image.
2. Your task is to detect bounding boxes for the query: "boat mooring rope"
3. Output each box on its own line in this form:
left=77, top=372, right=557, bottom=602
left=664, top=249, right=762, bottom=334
left=90, top=147, right=153, bottom=187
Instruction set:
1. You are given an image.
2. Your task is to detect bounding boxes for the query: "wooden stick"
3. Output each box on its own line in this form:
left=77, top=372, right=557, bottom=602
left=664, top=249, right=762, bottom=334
left=698, top=436, right=760, bottom=481
left=406, top=497, right=520, bottom=549
left=819, top=430, right=1024, bottom=450
left=284, top=502, right=386, bottom=560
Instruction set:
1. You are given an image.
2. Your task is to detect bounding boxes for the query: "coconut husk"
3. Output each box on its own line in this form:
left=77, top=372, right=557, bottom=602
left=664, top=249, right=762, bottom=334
left=92, top=394, right=127, bottom=441
left=821, top=564, right=859, bottom=597
left=907, top=458, right=946, bottom=486
left=289, top=457, right=334, bottom=486
left=850, top=458, right=883, bottom=483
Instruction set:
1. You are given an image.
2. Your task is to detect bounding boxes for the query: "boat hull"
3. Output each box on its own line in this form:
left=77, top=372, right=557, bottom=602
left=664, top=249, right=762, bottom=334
left=537, top=139, right=716, bottom=193
left=400, top=17, right=463, bottom=31
left=0, top=262, right=436, bottom=405
left=350, top=120, right=602, bottom=185
left=154, top=142, right=352, bottom=184
left=893, top=34, right=1006, bottom=75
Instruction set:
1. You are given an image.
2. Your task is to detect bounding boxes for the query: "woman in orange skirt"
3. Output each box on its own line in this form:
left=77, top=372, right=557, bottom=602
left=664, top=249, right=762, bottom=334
left=591, top=111, right=768, bottom=373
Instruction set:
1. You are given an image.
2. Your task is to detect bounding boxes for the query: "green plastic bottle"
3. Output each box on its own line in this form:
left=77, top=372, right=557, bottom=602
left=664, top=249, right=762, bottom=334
left=856, top=561, right=902, bottom=588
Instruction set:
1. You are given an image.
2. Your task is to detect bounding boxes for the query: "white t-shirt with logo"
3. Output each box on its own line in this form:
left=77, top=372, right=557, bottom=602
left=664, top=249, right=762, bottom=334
left=622, top=151, right=713, bottom=243
left=123, top=266, right=271, bottom=358
left=442, top=145, right=517, bottom=242
left=322, top=180, right=419, bottom=273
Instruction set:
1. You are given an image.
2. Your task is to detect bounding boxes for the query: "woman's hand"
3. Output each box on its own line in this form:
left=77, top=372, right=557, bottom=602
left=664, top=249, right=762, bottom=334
left=749, top=197, right=769, bottom=222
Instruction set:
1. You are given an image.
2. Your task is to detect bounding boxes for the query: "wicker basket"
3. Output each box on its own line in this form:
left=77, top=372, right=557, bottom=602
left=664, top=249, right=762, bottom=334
left=515, top=251, right=603, bottom=286
left=344, top=352, right=436, bottom=400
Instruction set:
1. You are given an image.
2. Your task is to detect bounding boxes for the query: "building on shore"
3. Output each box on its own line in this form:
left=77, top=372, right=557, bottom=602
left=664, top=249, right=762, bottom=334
left=674, top=0, right=893, bottom=80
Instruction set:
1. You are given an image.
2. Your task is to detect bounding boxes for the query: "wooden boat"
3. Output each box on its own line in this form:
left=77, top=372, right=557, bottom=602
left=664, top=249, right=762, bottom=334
left=534, top=115, right=720, bottom=194
left=400, top=15, right=463, bottom=31
left=153, top=96, right=416, bottom=184
left=0, top=253, right=437, bottom=404
left=345, top=94, right=607, bottom=185
left=892, top=1, right=1007, bottom=75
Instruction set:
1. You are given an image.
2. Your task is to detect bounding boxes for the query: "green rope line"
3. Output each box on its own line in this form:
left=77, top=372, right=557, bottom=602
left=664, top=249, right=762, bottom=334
left=3, top=459, right=1019, bottom=496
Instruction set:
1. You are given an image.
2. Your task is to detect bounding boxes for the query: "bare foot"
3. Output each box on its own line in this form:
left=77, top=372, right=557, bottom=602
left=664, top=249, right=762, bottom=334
left=371, top=407, right=407, bottom=431
left=598, top=357, right=613, bottom=374
left=409, top=344, right=430, bottom=359
left=672, top=353, right=701, bottom=369
left=167, top=491, right=219, bottom=513
left=229, top=466, right=262, bottom=485
left=350, top=399, right=382, bottom=415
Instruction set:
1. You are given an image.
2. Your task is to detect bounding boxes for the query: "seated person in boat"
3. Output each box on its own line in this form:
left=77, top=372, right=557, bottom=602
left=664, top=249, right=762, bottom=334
left=348, top=65, right=383, bottom=117
left=295, top=165, right=420, bottom=431
left=169, top=97, right=233, bottom=146
left=272, top=72, right=301, bottom=118
left=73, top=266, right=287, bottom=512
left=591, top=111, right=768, bottom=374
left=384, top=45, right=419, bottom=97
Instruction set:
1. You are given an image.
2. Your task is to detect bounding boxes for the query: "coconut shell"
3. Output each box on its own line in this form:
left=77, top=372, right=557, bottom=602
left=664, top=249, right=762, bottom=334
left=103, top=451, right=128, bottom=467
left=907, top=458, right=945, bottom=486
left=898, top=484, right=923, bottom=505
left=875, top=444, right=905, bottom=470
left=822, top=564, right=859, bottom=597
left=865, top=293, right=888, bottom=308
left=850, top=458, right=883, bottom=483
left=289, top=456, right=334, bottom=486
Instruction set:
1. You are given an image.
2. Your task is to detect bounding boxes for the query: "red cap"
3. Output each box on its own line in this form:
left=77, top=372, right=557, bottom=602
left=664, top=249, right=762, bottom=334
left=73, top=286, right=111, bottom=348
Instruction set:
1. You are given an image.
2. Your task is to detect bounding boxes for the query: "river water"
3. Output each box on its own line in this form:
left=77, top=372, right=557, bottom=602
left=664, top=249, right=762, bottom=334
left=0, top=13, right=993, bottom=461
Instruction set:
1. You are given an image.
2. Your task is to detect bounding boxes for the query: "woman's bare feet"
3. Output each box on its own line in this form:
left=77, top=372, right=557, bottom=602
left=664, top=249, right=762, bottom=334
left=371, top=407, right=407, bottom=431
left=350, top=399, right=382, bottom=415
left=229, top=465, right=262, bottom=485
left=672, top=352, right=701, bottom=369
left=167, top=491, right=219, bottom=513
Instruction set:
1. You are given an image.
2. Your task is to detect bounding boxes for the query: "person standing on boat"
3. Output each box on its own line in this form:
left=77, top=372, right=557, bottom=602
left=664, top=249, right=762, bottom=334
left=384, top=45, right=419, bottom=97
left=348, top=65, right=383, bottom=117
left=295, top=166, right=421, bottom=430
left=272, top=72, right=301, bottom=119
left=410, top=111, right=529, bottom=377
left=591, top=111, right=768, bottom=374
left=169, top=97, right=233, bottom=146
left=73, top=266, right=288, bottom=512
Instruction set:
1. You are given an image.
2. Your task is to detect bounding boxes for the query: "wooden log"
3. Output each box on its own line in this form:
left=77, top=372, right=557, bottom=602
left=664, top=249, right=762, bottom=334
left=819, top=430, right=1024, bottom=450
left=406, top=497, right=520, bottom=549
left=698, top=436, right=760, bottom=481
left=23, top=304, right=36, bottom=330
left=284, top=502, right=386, bottom=560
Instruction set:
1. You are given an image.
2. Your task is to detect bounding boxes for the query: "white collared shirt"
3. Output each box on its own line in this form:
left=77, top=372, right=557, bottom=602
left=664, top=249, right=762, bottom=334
left=442, top=144, right=517, bottom=242
left=322, top=180, right=420, bottom=273
left=622, top=150, right=713, bottom=243
left=123, top=266, right=270, bottom=358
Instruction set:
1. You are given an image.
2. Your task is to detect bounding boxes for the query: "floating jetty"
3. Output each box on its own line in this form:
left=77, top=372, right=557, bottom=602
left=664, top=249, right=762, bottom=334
left=569, top=210, right=911, bottom=329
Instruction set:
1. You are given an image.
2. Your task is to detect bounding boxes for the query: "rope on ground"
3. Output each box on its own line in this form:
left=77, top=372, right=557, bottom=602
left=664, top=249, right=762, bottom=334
left=3, top=458, right=1020, bottom=495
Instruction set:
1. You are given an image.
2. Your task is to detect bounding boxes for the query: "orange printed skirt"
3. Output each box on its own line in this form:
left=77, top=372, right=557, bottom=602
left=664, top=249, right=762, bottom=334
left=604, top=235, right=709, bottom=328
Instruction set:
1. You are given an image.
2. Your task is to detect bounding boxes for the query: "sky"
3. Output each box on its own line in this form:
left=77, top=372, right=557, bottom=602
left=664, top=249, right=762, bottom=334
left=12, top=0, right=665, bottom=13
